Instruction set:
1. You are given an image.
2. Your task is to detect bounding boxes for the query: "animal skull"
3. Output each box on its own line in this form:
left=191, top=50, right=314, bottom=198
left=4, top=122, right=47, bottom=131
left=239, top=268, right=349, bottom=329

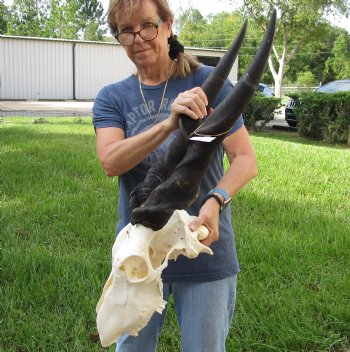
left=96, top=210, right=212, bottom=347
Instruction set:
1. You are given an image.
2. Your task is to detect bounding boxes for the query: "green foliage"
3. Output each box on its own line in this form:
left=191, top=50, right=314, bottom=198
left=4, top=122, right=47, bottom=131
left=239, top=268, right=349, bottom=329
left=291, top=92, right=350, bottom=144
left=324, top=32, right=350, bottom=80
left=43, top=0, right=81, bottom=39
left=238, top=0, right=350, bottom=96
left=296, top=71, right=317, bottom=87
left=78, top=0, right=105, bottom=41
left=240, top=0, right=348, bottom=50
left=6, top=0, right=106, bottom=40
left=84, top=19, right=105, bottom=41
left=0, top=0, right=8, bottom=34
left=33, top=117, right=49, bottom=124
left=285, top=24, right=346, bottom=84
left=178, top=10, right=248, bottom=49
left=243, top=93, right=281, bottom=130
left=178, top=10, right=273, bottom=81
left=7, top=0, right=48, bottom=37
left=176, top=5, right=350, bottom=90
left=177, top=9, right=211, bottom=47
left=205, top=11, right=244, bottom=49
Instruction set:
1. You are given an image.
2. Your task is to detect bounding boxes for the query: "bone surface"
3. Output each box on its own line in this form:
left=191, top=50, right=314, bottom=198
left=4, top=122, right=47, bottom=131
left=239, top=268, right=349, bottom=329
left=96, top=210, right=212, bottom=347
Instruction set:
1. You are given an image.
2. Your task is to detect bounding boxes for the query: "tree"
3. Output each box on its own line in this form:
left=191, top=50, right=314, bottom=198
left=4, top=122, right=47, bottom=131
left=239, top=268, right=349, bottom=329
left=178, top=10, right=273, bottom=82
left=324, top=32, right=350, bottom=80
left=237, top=0, right=350, bottom=97
left=7, top=0, right=49, bottom=37
left=205, top=11, right=244, bottom=49
left=178, top=10, right=246, bottom=49
left=177, top=9, right=207, bottom=47
left=0, top=0, right=8, bottom=34
left=285, top=24, right=349, bottom=84
left=78, top=0, right=105, bottom=41
left=296, top=71, right=317, bottom=87
left=44, top=0, right=81, bottom=39
left=84, top=19, right=105, bottom=41
left=6, top=0, right=106, bottom=40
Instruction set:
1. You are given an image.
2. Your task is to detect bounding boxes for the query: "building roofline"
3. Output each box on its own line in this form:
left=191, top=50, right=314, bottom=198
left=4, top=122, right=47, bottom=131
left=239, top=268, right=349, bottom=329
left=0, top=34, right=226, bottom=52
left=0, top=34, right=115, bottom=45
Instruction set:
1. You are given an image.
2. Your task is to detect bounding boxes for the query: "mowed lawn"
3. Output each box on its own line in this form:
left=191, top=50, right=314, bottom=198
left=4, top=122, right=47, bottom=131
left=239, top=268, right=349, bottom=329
left=1, top=117, right=349, bottom=352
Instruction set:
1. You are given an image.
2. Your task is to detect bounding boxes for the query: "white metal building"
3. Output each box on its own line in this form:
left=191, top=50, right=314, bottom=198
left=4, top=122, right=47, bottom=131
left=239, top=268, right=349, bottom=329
left=0, top=35, right=238, bottom=100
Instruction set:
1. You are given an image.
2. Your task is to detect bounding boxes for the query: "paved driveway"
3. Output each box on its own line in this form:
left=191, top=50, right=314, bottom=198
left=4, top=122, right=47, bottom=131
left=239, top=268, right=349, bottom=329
left=0, top=100, right=292, bottom=130
left=0, top=100, right=93, bottom=117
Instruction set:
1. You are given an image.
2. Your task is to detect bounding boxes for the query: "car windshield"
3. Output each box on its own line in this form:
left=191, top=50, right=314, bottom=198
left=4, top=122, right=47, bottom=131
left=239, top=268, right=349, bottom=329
left=316, top=81, right=350, bottom=93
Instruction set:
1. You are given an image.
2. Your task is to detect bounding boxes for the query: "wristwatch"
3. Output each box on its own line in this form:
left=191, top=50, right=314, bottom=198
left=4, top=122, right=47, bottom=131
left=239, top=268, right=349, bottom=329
left=201, top=188, right=232, bottom=213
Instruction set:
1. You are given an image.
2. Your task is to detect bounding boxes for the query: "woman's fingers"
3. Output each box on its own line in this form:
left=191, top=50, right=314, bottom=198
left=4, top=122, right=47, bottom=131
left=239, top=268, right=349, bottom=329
left=171, top=87, right=208, bottom=120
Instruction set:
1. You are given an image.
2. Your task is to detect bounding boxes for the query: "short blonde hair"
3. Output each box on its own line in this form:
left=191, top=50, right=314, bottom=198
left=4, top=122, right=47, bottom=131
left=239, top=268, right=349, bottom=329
left=107, top=0, right=200, bottom=78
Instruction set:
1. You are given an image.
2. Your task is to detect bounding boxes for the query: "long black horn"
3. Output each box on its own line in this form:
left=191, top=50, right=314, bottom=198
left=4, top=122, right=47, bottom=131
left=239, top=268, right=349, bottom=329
left=190, top=9, right=277, bottom=137
left=129, top=20, right=248, bottom=211
left=179, top=19, right=248, bottom=136
left=131, top=11, right=276, bottom=230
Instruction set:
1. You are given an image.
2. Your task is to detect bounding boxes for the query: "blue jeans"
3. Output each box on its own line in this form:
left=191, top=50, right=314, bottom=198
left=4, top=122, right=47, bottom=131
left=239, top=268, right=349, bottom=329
left=116, top=275, right=237, bottom=352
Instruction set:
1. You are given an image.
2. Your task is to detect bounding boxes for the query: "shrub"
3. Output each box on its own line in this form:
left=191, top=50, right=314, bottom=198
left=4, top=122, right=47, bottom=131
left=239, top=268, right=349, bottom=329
left=292, top=92, right=350, bottom=144
left=33, top=117, right=49, bottom=124
left=243, top=93, right=281, bottom=131
left=296, top=71, right=317, bottom=87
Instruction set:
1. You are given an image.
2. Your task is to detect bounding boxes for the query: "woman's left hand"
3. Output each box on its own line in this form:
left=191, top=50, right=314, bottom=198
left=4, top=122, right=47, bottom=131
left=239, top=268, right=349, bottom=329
left=188, top=197, right=221, bottom=247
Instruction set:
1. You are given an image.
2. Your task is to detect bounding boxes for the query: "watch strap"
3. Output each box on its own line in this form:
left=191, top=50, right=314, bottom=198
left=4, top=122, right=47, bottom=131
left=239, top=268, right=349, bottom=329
left=210, top=188, right=230, bottom=203
left=201, top=193, right=223, bottom=209
left=201, top=188, right=232, bottom=213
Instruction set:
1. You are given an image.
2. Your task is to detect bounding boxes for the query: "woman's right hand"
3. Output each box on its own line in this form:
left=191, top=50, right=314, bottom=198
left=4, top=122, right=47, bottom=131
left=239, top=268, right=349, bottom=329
left=167, top=87, right=208, bottom=130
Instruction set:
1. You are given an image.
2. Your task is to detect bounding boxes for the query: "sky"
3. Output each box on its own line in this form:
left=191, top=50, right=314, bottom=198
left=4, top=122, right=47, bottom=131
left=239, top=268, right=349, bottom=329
left=4, top=0, right=350, bottom=33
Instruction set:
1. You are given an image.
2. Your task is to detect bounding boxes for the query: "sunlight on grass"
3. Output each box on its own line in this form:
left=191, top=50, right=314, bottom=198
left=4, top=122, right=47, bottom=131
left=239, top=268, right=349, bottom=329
left=1, top=118, right=349, bottom=351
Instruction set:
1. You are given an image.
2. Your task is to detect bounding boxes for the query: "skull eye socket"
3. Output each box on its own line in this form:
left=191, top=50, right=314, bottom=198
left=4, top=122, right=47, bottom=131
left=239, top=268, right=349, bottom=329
left=119, top=256, right=148, bottom=282
left=149, top=247, right=166, bottom=270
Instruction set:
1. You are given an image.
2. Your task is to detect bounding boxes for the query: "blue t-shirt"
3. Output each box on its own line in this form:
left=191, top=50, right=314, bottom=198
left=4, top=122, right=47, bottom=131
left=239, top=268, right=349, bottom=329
left=93, top=65, right=243, bottom=282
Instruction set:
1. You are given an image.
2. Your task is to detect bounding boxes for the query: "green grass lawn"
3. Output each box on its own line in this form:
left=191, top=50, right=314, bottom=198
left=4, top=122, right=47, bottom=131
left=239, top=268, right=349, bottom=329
left=1, top=117, right=349, bottom=352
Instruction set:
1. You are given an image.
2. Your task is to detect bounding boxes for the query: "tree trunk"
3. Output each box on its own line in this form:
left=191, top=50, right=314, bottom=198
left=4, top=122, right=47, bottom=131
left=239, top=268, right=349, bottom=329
left=274, top=68, right=283, bottom=98
left=268, top=44, right=286, bottom=98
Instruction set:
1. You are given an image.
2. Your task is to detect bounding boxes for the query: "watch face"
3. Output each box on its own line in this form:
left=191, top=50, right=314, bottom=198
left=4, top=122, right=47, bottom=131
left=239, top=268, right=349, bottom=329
left=221, top=196, right=232, bottom=212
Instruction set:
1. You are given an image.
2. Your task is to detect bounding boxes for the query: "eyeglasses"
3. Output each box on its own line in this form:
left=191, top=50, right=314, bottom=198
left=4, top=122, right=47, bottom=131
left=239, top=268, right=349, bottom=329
left=115, top=20, right=162, bottom=46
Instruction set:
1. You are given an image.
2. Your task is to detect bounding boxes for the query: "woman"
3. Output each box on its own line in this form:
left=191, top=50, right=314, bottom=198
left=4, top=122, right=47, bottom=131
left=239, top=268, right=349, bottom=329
left=93, top=0, right=258, bottom=351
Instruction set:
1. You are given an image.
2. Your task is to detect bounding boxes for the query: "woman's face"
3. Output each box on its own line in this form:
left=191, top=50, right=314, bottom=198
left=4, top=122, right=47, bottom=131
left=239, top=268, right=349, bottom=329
left=115, top=0, right=172, bottom=68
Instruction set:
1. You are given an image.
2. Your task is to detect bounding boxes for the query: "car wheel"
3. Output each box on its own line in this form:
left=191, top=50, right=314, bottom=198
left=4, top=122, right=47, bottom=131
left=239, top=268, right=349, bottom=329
left=286, top=120, right=297, bottom=127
